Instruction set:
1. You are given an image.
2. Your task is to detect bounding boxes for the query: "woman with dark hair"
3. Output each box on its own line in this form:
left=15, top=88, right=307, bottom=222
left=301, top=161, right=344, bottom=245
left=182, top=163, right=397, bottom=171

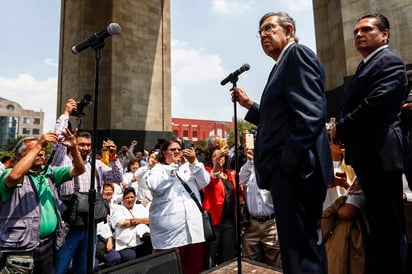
left=146, top=139, right=210, bottom=274
left=111, top=187, right=151, bottom=262
left=202, top=145, right=237, bottom=269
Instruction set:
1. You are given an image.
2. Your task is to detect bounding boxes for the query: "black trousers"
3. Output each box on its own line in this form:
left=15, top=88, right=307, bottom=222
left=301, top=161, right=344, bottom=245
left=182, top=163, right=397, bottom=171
left=203, top=218, right=236, bottom=269
left=270, top=167, right=327, bottom=274
left=359, top=170, right=407, bottom=274
left=34, top=236, right=54, bottom=274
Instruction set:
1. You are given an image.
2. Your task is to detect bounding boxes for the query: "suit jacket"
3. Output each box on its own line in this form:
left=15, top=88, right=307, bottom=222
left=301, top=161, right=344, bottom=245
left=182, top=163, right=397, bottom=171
left=245, top=42, right=334, bottom=189
left=336, top=47, right=407, bottom=175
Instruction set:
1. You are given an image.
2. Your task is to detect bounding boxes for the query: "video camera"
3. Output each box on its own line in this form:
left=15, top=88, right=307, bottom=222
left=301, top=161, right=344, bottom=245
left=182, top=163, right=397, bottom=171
left=71, top=95, right=93, bottom=117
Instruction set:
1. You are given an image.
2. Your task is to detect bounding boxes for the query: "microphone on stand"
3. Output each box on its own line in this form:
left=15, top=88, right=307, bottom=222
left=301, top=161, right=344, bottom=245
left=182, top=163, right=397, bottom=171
left=220, top=64, right=250, bottom=86
left=71, top=23, right=121, bottom=54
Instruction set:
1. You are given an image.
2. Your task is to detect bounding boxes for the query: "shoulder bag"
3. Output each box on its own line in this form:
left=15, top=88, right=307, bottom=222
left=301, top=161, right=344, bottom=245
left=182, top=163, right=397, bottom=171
left=60, top=177, right=110, bottom=228
left=175, top=172, right=216, bottom=242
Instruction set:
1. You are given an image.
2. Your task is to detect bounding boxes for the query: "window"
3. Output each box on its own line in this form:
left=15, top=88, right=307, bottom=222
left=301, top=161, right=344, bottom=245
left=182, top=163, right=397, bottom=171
left=23, top=117, right=30, bottom=124
left=32, top=128, right=40, bottom=135
left=192, top=131, right=198, bottom=138
left=22, top=128, right=30, bottom=134
left=173, top=130, right=179, bottom=136
left=183, top=130, right=188, bottom=138
left=6, top=105, right=14, bottom=111
left=33, top=118, right=41, bottom=125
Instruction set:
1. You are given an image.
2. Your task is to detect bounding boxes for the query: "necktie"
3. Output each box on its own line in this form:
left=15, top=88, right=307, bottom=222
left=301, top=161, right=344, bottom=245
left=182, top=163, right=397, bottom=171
left=355, top=61, right=365, bottom=74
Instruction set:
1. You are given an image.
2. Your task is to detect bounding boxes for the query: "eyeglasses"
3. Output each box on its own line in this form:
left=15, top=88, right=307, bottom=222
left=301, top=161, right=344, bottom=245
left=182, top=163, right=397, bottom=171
left=258, top=23, right=276, bottom=36
left=168, top=148, right=182, bottom=152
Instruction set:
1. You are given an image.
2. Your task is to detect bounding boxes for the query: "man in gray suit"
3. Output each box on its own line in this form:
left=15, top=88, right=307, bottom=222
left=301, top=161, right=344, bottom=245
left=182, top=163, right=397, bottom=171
left=331, top=13, right=408, bottom=274
left=232, top=11, right=333, bottom=274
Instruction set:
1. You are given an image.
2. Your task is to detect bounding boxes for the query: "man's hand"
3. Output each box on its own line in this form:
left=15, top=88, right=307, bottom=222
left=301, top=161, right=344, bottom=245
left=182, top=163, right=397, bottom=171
left=60, top=128, right=77, bottom=149
left=334, top=171, right=350, bottom=189
left=103, top=139, right=117, bottom=157
left=231, top=87, right=254, bottom=109
left=64, top=99, right=77, bottom=116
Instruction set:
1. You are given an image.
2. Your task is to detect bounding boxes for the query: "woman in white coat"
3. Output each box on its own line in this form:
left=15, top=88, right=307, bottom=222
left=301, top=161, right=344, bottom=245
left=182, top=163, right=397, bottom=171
left=146, top=139, right=210, bottom=274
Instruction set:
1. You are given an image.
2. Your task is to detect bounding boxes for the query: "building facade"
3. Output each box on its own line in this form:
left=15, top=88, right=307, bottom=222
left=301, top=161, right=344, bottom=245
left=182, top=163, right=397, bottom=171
left=172, top=117, right=234, bottom=141
left=0, top=97, right=44, bottom=149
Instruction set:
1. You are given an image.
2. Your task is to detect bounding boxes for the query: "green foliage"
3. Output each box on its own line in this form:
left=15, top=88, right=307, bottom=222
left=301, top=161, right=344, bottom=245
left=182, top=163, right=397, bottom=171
left=0, top=136, right=52, bottom=157
left=0, top=136, right=24, bottom=154
left=194, top=140, right=207, bottom=151
left=227, top=120, right=257, bottom=146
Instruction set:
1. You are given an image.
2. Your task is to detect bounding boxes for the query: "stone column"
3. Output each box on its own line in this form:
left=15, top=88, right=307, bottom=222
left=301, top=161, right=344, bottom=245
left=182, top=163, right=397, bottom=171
left=58, top=0, right=171, bottom=151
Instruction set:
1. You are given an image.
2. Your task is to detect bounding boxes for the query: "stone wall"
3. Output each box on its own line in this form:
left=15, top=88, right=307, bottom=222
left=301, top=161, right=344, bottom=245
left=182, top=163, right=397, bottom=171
left=58, top=0, right=171, bottom=149
left=313, top=0, right=412, bottom=91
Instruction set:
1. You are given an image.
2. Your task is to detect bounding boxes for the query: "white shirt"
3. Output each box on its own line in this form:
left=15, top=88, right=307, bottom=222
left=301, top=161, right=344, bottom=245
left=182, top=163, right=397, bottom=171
left=134, top=165, right=153, bottom=202
left=146, top=161, right=210, bottom=249
left=239, top=160, right=274, bottom=216
left=111, top=203, right=150, bottom=251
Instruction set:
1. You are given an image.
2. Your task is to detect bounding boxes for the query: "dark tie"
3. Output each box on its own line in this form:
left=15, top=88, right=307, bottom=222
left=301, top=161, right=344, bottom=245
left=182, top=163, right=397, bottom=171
left=355, top=61, right=365, bottom=74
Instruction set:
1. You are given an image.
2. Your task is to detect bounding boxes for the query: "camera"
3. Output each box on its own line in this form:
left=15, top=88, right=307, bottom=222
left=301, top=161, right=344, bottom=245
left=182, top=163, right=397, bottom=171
left=71, top=95, right=93, bottom=117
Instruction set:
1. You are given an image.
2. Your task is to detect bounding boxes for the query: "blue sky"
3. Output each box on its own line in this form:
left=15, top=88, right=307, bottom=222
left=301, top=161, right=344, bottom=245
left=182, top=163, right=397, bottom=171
left=0, top=0, right=316, bottom=132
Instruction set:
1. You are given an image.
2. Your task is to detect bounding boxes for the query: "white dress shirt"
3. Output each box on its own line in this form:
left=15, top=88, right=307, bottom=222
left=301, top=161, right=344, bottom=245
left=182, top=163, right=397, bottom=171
left=111, top=203, right=150, bottom=251
left=146, top=161, right=210, bottom=249
left=239, top=160, right=274, bottom=216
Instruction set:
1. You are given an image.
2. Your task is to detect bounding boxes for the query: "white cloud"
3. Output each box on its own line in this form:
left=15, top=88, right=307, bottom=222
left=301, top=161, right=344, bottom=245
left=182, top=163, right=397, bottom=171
left=0, top=73, right=58, bottom=132
left=171, top=39, right=225, bottom=84
left=44, top=58, right=58, bottom=67
left=211, top=0, right=254, bottom=15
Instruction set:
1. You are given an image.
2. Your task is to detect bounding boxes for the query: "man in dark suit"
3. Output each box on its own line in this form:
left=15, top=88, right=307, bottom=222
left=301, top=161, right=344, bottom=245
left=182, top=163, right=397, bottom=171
left=232, top=12, right=334, bottom=274
left=331, top=13, right=408, bottom=274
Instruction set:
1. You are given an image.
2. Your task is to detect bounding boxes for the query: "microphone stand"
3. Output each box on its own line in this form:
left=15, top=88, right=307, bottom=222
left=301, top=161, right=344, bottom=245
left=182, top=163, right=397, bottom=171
left=229, top=76, right=242, bottom=274
left=86, top=40, right=104, bottom=274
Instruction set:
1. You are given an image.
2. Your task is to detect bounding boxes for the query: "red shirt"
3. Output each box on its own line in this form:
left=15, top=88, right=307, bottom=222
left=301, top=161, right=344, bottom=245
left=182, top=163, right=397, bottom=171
left=202, top=166, right=236, bottom=225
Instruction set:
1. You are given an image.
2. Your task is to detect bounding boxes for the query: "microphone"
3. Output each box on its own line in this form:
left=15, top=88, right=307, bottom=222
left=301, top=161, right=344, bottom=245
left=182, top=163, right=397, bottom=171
left=71, top=23, right=121, bottom=54
left=220, top=64, right=250, bottom=86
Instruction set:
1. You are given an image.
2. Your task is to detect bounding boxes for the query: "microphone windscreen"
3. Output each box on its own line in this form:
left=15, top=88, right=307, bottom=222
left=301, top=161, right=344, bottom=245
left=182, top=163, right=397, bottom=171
left=241, top=64, right=250, bottom=72
left=107, top=23, right=121, bottom=36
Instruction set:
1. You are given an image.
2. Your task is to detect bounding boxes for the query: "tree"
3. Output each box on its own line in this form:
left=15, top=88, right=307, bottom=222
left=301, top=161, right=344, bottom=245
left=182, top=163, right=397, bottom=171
left=2, top=135, right=52, bottom=156
left=227, top=119, right=257, bottom=147
left=5, top=136, right=24, bottom=153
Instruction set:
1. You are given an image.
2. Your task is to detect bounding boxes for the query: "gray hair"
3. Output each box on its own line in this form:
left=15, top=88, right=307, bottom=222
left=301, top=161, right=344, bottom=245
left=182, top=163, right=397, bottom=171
left=14, top=136, right=37, bottom=157
left=259, top=12, right=299, bottom=42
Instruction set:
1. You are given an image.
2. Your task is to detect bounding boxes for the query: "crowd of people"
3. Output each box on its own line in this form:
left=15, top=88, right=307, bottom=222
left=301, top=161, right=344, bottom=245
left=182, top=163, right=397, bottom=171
left=1, top=10, right=412, bottom=274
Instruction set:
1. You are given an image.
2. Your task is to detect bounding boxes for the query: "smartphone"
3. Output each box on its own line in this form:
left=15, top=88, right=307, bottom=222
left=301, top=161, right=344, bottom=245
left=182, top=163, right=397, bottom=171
left=219, top=138, right=227, bottom=149
left=183, top=139, right=192, bottom=149
left=245, top=133, right=254, bottom=150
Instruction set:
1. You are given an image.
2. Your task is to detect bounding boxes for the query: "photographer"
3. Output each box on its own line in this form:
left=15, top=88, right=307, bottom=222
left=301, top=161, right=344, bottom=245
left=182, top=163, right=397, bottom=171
left=0, top=131, right=85, bottom=274
left=49, top=98, right=123, bottom=274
